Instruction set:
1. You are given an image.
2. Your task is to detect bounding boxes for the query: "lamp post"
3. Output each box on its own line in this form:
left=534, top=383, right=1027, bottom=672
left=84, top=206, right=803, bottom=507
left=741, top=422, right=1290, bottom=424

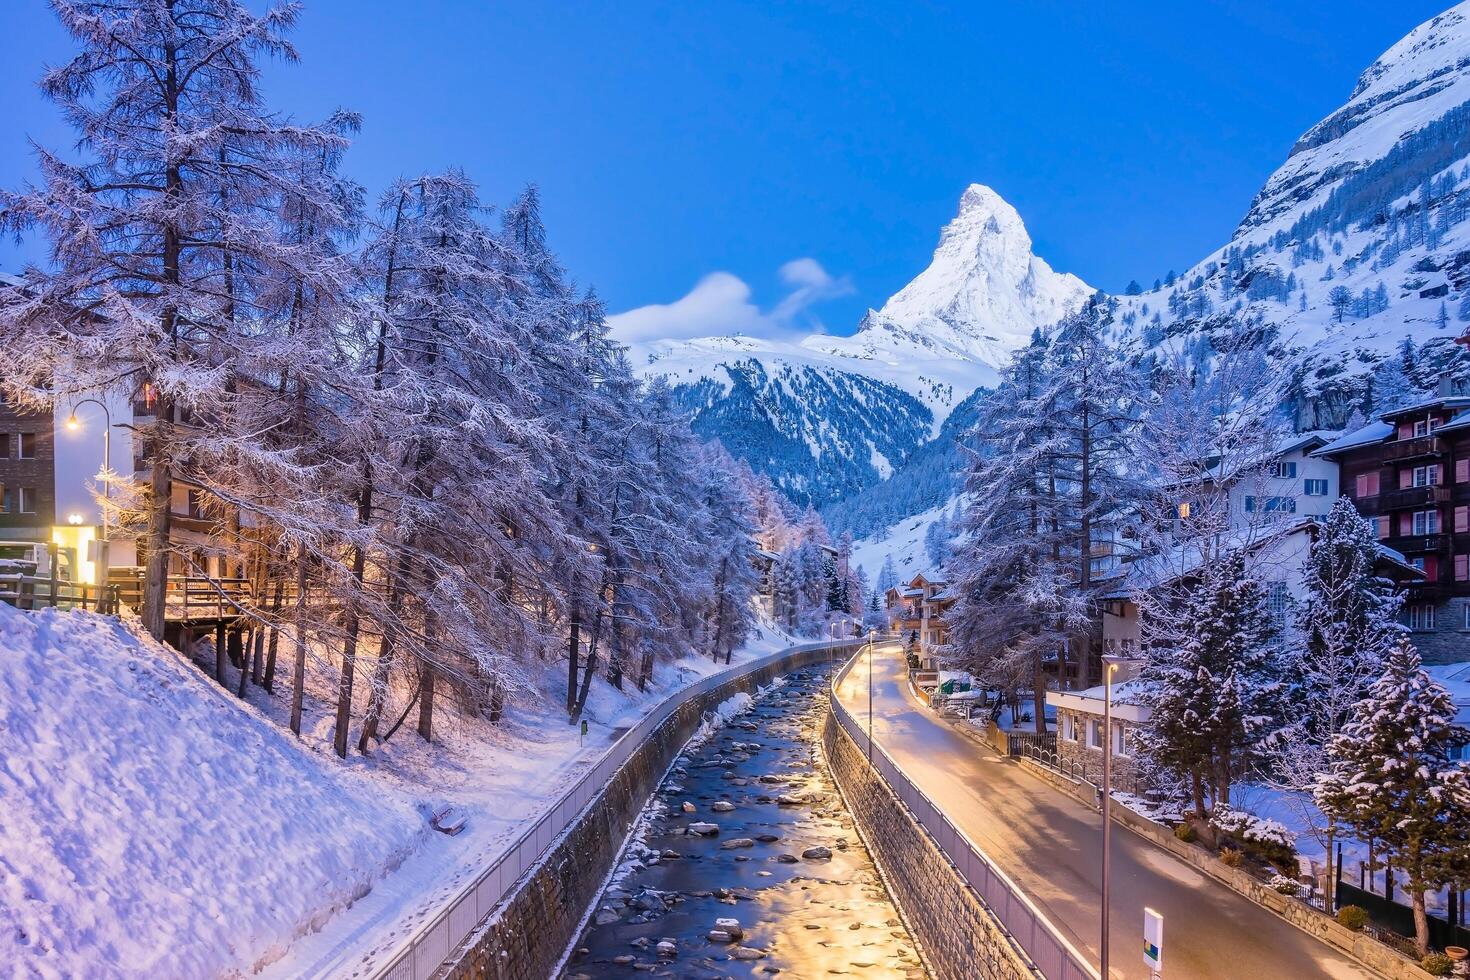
left=1100, top=653, right=1141, bottom=980
left=64, top=398, right=112, bottom=584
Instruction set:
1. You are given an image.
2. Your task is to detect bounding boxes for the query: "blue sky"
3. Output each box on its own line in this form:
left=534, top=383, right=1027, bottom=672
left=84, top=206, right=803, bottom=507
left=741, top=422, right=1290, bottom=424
left=0, top=1, right=1456, bottom=339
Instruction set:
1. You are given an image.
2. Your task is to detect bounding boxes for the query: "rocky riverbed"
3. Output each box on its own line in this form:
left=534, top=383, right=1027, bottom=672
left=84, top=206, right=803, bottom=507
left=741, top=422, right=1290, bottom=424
left=563, top=665, right=924, bottom=978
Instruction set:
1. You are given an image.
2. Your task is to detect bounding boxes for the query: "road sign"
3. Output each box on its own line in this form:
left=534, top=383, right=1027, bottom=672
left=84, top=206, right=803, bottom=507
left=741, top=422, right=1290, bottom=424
left=1144, top=907, right=1163, bottom=974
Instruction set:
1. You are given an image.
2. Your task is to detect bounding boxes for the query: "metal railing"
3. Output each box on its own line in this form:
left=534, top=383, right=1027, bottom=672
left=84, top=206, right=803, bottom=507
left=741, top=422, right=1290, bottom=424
left=368, top=636, right=860, bottom=980
left=1019, top=741, right=1099, bottom=796
left=829, top=649, right=1099, bottom=980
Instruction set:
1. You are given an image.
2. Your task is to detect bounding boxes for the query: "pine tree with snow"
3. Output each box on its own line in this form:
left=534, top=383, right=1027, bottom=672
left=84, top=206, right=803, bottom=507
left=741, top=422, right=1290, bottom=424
left=1315, top=639, right=1470, bottom=956
left=877, top=555, right=899, bottom=594
left=1138, top=550, right=1286, bottom=816
left=1288, top=498, right=1404, bottom=738
left=1458, top=292, right=1470, bottom=323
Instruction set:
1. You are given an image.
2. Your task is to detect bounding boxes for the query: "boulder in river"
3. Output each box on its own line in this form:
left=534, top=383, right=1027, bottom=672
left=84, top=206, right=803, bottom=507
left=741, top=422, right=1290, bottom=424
left=802, top=846, right=833, bottom=860
left=720, top=837, right=755, bottom=849
left=687, top=822, right=719, bottom=835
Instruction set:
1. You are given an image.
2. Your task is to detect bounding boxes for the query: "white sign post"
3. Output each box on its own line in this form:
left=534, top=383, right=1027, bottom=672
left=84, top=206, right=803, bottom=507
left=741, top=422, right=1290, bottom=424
left=1144, top=907, right=1163, bottom=977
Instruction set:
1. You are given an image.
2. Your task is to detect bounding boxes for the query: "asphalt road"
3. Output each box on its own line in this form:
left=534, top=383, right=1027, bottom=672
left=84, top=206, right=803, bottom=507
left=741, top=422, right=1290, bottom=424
left=834, top=645, right=1376, bottom=980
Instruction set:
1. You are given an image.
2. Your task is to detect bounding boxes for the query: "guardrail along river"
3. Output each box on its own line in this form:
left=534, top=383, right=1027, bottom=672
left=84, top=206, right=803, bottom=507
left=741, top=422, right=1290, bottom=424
left=563, top=663, right=924, bottom=978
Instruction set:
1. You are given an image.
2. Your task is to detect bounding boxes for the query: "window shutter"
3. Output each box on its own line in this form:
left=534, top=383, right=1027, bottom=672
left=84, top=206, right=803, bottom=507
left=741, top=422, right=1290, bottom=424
left=1456, top=554, right=1468, bottom=582
left=1459, top=459, right=1470, bottom=483
left=1458, top=506, right=1469, bottom=534
left=1367, top=471, right=1380, bottom=496
left=1401, top=468, right=1415, bottom=489
left=1401, top=512, right=1414, bottom=536
left=1377, top=516, right=1391, bottom=539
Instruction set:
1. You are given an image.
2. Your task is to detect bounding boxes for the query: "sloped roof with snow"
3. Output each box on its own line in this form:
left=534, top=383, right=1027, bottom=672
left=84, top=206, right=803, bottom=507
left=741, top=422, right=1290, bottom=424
left=1313, top=421, right=1396, bottom=457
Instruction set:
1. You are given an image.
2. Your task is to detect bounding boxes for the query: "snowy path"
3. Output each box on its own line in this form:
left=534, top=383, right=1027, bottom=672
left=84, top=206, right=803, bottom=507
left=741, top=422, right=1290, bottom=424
left=834, top=646, right=1378, bottom=980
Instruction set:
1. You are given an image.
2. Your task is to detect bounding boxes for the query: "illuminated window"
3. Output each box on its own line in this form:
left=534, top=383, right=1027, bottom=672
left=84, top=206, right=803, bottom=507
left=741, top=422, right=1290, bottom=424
left=1177, top=502, right=1190, bottom=520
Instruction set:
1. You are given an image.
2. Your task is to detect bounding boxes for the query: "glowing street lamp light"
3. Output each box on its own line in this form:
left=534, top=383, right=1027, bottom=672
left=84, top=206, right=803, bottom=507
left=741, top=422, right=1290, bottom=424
left=64, top=398, right=113, bottom=582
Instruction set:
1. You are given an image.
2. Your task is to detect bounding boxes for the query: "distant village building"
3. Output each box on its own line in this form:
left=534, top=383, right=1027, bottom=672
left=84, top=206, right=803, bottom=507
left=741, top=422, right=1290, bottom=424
left=884, top=573, right=954, bottom=663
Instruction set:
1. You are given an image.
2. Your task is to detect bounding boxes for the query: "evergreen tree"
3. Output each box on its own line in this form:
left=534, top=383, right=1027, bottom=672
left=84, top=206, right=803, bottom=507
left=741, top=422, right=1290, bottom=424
left=1315, top=640, right=1470, bottom=956
left=877, top=555, right=899, bottom=594
left=1138, top=551, right=1285, bottom=816
left=1289, top=499, right=1404, bottom=737
left=1126, top=279, right=1143, bottom=295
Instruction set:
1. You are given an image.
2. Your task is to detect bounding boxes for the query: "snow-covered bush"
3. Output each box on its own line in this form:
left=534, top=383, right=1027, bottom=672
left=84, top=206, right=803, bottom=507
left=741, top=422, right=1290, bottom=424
left=1268, top=874, right=1302, bottom=896
left=1212, top=808, right=1297, bottom=869
left=1211, top=808, right=1295, bottom=849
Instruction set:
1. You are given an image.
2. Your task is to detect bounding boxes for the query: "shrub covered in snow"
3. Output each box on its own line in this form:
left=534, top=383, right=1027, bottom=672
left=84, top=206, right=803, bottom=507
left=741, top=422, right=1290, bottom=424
left=1268, top=874, right=1302, bottom=896
left=1212, top=807, right=1298, bottom=868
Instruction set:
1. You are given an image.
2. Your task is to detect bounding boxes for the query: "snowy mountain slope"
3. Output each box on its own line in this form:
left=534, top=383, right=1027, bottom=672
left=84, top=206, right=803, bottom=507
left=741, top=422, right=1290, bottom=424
left=1115, top=2, right=1470, bottom=428
left=637, top=185, right=1089, bottom=507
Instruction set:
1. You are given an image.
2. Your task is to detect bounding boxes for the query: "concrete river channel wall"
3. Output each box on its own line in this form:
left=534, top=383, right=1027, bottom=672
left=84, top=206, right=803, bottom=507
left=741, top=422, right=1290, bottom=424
left=431, top=640, right=859, bottom=980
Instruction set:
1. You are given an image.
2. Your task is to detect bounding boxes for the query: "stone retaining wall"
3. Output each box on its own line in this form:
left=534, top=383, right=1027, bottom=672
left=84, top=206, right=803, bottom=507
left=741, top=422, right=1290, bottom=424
left=821, top=710, right=1040, bottom=980
left=439, top=646, right=845, bottom=980
left=1110, top=806, right=1434, bottom=980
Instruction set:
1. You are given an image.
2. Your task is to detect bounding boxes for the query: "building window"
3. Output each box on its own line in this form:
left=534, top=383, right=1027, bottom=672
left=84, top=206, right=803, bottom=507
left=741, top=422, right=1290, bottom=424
left=1411, top=556, right=1427, bottom=573
left=18, top=487, right=37, bottom=513
left=1464, top=605, right=1470, bottom=631
left=1408, top=604, right=1436, bottom=631
left=1268, top=461, right=1298, bottom=479
left=1265, top=582, right=1291, bottom=631
left=0, top=488, right=9, bottom=513
left=1176, top=501, right=1191, bottom=520
left=17, top=432, right=36, bottom=460
left=1413, top=466, right=1439, bottom=487
left=1245, top=496, right=1296, bottom=513
left=1413, top=509, right=1442, bottom=535
left=1413, top=418, right=1445, bottom=437
left=1303, top=479, right=1329, bottom=496
left=1113, top=723, right=1128, bottom=757
left=0, top=433, right=8, bottom=458
left=1088, top=719, right=1102, bottom=749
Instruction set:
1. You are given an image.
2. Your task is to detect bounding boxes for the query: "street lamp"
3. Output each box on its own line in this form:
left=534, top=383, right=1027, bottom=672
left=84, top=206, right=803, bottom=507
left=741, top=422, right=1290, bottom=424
left=64, top=397, right=113, bottom=584
left=1100, top=652, right=1141, bottom=980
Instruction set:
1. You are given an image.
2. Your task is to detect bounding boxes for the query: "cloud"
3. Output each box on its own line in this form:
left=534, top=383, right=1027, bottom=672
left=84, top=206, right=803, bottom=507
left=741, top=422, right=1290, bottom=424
left=608, top=258, right=852, bottom=344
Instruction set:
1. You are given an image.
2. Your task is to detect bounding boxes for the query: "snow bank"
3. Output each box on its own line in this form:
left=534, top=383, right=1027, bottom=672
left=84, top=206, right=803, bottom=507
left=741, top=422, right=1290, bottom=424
left=0, top=606, right=427, bottom=978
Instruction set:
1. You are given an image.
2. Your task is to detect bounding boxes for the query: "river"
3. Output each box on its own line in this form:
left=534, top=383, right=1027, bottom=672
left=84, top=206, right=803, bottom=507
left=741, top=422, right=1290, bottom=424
left=563, top=663, right=925, bottom=978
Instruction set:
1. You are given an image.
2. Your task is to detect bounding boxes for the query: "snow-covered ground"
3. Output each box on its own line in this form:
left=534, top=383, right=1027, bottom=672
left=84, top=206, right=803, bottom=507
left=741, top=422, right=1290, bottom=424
left=0, top=604, right=426, bottom=979
left=0, top=601, right=804, bottom=979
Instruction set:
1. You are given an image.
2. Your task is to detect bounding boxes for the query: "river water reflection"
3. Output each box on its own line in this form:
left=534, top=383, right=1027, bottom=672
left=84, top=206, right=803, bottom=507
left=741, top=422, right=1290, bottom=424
left=564, top=664, right=925, bottom=979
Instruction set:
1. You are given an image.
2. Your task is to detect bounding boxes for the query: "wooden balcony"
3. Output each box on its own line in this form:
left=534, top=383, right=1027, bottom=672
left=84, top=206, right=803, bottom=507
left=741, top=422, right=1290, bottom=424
left=1378, top=485, right=1452, bottom=510
left=1382, top=436, right=1445, bottom=462
left=1385, top=533, right=1451, bottom=555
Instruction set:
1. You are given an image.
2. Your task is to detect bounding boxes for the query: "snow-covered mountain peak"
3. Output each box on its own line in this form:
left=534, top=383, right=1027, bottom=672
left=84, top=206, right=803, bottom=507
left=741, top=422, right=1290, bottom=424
left=827, top=183, right=1091, bottom=373
left=1241, top=2, right=1470, bottom=237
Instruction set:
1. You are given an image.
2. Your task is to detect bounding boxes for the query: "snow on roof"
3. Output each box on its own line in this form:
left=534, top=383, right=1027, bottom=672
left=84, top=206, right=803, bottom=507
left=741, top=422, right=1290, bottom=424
left=1426, top=663, right=1470, bottom=720
left=1313, top=420, right=1395, bottom=457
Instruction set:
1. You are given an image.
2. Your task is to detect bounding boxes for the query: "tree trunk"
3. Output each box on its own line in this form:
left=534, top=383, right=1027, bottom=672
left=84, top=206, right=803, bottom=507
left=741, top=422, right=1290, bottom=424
left=1190, top=767, right=1206, bottom=819
left=566, top=602, right=580, bottom=716
left=263, top=574, right=284, bottom=692
left=1029, top=647, right=1046, bottom=733
left=358, top=556, right=409, bottom=753
left=1412, top=887, right=1431, bottom=958
left=417, top=663, right=435, bottom=742
left=288, top=542, right=308, bottom=736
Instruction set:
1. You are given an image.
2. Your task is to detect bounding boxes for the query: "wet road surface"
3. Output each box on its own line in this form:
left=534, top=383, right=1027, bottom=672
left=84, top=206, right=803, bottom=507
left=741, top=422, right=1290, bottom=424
left=564, top=666, right=925, bottom=978
left=835, top=645, right=1376, bottom=980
